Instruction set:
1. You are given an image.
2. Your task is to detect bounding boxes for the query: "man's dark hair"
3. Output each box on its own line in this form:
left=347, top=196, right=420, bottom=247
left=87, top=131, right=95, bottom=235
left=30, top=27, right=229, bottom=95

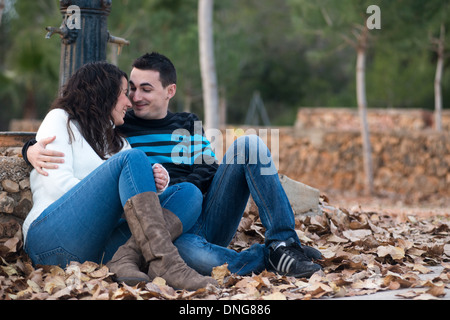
left=132, top=52, right=177, bottom=87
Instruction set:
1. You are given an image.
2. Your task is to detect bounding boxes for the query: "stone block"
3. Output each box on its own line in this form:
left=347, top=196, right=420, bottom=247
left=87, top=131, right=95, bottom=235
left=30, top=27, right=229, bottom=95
left=279, top=174, right=320, bottom=216
left=0, top=192, right=15, bottom=214
left=2, top=180, right=20, bottom=193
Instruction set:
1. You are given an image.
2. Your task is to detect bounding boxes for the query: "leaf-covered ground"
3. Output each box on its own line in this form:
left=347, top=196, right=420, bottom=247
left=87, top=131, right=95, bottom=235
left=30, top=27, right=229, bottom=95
left=1, top=196, right=449, bottom=300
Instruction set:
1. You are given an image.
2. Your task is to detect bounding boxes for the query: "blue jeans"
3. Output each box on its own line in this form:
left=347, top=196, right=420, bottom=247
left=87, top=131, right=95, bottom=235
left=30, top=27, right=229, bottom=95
left=175, top=135, right=300, bottom=275
left=25, top=149, right=203, bottom=267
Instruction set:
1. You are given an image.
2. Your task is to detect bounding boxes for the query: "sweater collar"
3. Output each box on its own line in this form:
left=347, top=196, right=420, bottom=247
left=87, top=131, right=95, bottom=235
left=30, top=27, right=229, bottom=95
left=124, top=110, right=174, bottom=126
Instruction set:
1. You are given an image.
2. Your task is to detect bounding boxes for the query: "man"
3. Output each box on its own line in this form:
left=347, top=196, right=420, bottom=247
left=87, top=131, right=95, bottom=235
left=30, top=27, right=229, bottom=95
left=24, top=52, right=322, bottom=280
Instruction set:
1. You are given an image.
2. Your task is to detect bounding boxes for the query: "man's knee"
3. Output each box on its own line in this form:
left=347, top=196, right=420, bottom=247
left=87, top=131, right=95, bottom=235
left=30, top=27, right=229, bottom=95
left=235, top=134, right=264, bottom=150
left=230, top=135, right=263, bottom=164
left=176, top=182, right=202, bottom=199
left=235, top=135, right=275, bottom=172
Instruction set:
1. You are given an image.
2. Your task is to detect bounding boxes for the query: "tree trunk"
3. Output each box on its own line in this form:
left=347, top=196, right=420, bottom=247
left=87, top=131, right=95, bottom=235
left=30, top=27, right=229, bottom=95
left=198, top=0, right=220, bottom=138
left=0, top=0, right=4, bottom=26
left=22, top=86, right=37, bottom=120
left=356, top=27, right=374, bottom=195
left=434, top=24, right=445, bottom=132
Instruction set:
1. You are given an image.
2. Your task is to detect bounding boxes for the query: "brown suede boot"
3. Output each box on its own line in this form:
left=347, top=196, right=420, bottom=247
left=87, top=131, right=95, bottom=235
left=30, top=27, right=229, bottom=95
left=106, top=236, right=150, bottom=286
left=107, top=207, right=183, bottom=286
left=162, top=207, right=183, bottom=241
left=124, top=191, right=217, bottom=291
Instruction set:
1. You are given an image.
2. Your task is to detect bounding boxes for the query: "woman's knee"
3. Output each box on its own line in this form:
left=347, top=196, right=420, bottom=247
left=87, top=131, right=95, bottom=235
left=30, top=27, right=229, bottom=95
left=122, top=148, right=147, bottom=161
left=109, top=148, right=148, bottom=166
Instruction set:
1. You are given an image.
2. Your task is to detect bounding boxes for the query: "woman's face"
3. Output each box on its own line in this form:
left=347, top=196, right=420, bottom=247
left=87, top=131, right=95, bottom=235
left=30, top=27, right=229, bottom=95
left=111, top=77, right=131, bottom=126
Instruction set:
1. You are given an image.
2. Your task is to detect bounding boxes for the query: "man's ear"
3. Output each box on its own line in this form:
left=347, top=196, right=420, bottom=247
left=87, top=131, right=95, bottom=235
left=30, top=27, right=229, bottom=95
left=167, top=83, right=177, bottom=100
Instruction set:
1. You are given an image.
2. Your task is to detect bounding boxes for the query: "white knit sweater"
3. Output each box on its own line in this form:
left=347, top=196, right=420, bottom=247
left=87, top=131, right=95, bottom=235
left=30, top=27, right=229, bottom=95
left=22, top=109, right=131, bottom=240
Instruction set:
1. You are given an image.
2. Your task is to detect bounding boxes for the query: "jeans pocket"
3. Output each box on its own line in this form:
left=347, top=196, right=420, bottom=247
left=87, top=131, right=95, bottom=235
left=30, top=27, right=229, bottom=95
left=34, top=247, right=79, bottom=268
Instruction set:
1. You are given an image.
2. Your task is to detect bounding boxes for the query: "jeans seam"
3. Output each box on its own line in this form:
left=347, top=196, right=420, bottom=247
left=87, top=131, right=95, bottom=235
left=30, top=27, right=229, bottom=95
left=196, top=158, right=234, bottom=238
left=203, top=162, right=231, bottom=215
left=34, top=246, right=79, bottom=265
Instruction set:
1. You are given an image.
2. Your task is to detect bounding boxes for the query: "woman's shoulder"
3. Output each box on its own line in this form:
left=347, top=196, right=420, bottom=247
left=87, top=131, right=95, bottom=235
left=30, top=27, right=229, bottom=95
left=43, top=108, right=69, bottom=121
left=37, top=108, right=75, bottom=139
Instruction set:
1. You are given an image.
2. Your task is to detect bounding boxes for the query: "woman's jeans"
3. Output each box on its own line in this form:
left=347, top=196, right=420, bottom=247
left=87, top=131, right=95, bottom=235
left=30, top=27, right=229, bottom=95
left=175, top=135, right=300, bottom=276
left=25, top=149, right=203, bottom=267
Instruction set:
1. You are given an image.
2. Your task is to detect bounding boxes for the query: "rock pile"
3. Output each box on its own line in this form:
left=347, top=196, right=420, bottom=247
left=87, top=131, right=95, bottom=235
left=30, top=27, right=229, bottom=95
left=0, top=147, right=32, bottom=223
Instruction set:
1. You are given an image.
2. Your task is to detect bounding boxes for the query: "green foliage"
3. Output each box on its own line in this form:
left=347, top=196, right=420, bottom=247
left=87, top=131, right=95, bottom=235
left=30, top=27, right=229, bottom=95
left=287, top=0, right=450, bottom=112
left=0, top=0, right=60, bottom=128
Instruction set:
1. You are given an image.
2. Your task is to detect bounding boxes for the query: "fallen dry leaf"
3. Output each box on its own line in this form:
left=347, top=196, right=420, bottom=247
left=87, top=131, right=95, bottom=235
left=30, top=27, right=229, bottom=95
left=342, top=229, right=372, bottom=242
left=377, top=245, right=405, bottom=260
left=426, top=284, right=446, bottom=297
left=262, top=291, right=286, bottom=300
left=212, top=263, right=231, bottom=285
left=413, top=264, right=432, bottom=274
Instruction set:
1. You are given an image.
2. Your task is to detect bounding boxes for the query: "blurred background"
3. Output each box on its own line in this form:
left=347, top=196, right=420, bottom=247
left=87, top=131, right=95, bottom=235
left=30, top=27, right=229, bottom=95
left=0, top=0, right=449, bottom=130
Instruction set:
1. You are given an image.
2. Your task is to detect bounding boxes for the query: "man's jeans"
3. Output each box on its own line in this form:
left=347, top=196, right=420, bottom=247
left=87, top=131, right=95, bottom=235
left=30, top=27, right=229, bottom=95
left=175, top=135, right=300, bottom=275
left=25, top=149, right=203, bottom=267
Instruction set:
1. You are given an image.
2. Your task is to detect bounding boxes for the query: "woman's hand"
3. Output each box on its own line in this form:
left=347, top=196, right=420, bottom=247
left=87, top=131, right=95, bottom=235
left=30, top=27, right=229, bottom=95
left=152, top=163, right=169, bottom=191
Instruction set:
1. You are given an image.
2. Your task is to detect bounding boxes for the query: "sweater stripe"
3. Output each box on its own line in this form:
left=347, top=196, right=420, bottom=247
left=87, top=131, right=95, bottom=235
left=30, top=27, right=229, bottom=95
left=118, top=111, right=218, bottom=193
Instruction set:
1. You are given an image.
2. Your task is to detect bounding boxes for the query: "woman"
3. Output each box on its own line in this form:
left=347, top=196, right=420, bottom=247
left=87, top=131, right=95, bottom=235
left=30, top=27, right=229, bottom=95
left=23, top=62, right=215, bottom=290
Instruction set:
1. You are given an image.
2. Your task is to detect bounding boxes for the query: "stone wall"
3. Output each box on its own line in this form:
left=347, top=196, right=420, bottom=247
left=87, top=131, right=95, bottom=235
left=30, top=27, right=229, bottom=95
left=0, top=148, right=32, bottom=222
left=276, top=108, right=450, bottom=204
left=295, top=108, right=450, bottom=131
left=277, top=128, right=449, bottom=204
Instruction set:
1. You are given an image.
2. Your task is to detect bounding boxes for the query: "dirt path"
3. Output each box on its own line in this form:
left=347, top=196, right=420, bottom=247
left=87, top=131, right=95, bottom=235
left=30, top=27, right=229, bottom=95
left=322, top=189, right=450, bottom=221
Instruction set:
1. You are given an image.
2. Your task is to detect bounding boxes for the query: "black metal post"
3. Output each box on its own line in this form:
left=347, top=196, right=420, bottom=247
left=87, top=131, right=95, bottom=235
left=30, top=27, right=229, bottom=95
left=46, top=0, right=129, bottom=89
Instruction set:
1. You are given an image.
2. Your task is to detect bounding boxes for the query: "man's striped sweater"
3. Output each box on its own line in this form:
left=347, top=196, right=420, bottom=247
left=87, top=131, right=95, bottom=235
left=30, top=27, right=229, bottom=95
left=118, top=110, right=219, bottom=194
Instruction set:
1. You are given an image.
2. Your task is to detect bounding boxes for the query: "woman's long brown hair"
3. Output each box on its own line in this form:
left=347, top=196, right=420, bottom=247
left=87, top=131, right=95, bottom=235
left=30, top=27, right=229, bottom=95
left=50, top=61, right=128, bottom=159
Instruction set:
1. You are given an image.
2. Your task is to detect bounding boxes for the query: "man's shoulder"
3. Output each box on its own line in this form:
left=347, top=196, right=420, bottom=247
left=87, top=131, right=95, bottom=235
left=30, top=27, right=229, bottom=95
left=168, top=112, right=202, bottom=132
left=170, top=111, right=200, bottom=122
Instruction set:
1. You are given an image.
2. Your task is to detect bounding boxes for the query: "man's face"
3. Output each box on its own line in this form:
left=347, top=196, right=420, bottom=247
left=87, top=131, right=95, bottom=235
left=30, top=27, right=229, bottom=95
left=129, top=68, right=176, bottom=120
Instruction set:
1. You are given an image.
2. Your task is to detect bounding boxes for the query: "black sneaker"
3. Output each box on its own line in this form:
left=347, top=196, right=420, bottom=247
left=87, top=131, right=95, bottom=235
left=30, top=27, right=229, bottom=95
left=268, top=240, right=322, bottom=278
left=301, top=244, right=323, bottom=261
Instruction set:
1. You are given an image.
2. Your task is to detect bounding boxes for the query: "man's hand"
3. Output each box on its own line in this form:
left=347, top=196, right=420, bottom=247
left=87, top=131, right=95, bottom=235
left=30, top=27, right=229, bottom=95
left=152, top=163, right=169, bottom=191
left=28, top=136, right=65, bottom=176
